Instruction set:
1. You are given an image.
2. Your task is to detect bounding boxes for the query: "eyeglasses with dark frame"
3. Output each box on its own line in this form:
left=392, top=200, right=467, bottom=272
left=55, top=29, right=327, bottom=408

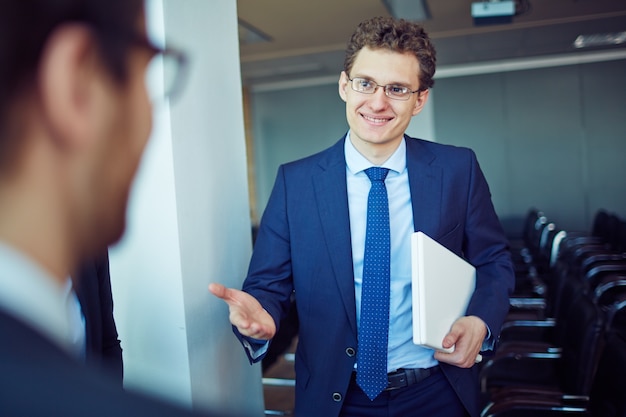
left=94, top=27, right=188, bottom=103
left=123, top=34, right=188, bottom=102
left=347, top=76, right=421, bottom=101
left=142, top=41, right=188, bottom=102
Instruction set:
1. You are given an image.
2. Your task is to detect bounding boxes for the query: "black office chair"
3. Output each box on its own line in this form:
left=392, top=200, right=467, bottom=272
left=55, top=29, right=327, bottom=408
left=480, top=285, right=605, bottom=416
left=509, top=210, right=549, bottom=299
left=482, top=329, right=622, bottom=417
left=589, top=330, right=626, bottom=417
left=583, top=262, right=626, bottom=292
left=617, top=219, right=626, bottom=252
left=507, top=222, right=567, bottom=320
left=593, top=274, right=626, bottom=307
left=499, top=265, right=583, bottom=344
left=589, top=295, right=626, bottom=417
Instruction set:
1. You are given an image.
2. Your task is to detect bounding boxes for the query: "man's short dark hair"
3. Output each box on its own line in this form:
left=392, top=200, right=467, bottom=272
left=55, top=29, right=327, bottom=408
left=344, top=16, right=437, bottom=92
left=0, top=0, right=144, bottom=153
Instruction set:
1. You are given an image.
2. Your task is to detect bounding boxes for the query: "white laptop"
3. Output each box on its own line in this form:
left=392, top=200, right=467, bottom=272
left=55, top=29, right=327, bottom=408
left=411, top=231, right=476, bottom=352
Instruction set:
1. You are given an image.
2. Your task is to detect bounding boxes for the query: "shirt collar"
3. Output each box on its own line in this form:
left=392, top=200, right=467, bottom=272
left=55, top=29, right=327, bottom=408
left=345, top=131, right=406, bottom=176
left=0, top=241, right=76, bottom=354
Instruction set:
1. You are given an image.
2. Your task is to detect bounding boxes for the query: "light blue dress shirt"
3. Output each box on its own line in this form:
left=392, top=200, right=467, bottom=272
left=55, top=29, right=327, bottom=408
left=345, top=132, right=438, bottom=372
left=0, top=242, right=86, bottom=358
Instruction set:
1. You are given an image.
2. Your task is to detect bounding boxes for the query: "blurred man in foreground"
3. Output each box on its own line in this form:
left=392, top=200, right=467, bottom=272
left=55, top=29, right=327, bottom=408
left=0, top=1, right=234, bottom=415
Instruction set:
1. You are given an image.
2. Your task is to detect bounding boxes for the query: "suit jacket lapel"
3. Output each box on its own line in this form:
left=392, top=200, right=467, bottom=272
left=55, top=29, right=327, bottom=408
left=312, top=138, right=358, bottom=335
left=73, top=261, right=97, bottom=354
left=406, top=136, right=443, bottom=237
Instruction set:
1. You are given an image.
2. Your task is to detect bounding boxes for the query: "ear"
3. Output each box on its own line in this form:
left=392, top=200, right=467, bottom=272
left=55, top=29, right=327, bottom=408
left=412, top=89, right=430, bottom=116
left=38, top=24, right=109, bottom=150
left=338, top=71, right=349, bottom=103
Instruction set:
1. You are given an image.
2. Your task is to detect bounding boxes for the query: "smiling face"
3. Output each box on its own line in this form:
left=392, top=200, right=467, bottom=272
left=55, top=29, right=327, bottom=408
left=338, top=47, right=429, bottom=164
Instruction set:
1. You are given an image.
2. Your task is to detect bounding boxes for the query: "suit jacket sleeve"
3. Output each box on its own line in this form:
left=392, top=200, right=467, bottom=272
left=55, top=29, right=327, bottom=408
left=459, top=149, right=514, bottom=351
left=407, top=137, right=514, bottom=350
left=236, top=165, right=296, bottom=363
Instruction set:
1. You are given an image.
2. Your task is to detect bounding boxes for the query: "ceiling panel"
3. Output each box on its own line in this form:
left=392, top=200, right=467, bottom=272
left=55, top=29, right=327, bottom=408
left=237, top=0, right=626, bottom=87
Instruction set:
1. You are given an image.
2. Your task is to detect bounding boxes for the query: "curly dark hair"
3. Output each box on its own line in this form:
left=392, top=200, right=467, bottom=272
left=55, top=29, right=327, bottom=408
left=344, top=16, right=437, bottom=92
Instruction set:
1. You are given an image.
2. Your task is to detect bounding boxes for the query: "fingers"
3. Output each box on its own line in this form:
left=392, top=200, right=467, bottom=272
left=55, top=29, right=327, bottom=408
left=434, top=316, right=486, bottom=368
left=208, top=283, right=227, bottom=299
left=228, top=308, right=251, bottom=331
left=434, top=345, right=478, bottom=368
left=230, top=309, right=275, bottom=340
left=208, top=283, right=245, bottom=306
left=441, top=328, right=460, bottom=350
left=208, top=283, right=277, bottom=340
left=238, top=320, right=272, bottom=340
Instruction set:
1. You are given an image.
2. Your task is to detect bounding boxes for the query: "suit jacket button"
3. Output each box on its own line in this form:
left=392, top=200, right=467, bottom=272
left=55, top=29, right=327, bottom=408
left=345, top=347, right=355, bottom=357
left=332, top=393, right=342, bottom=402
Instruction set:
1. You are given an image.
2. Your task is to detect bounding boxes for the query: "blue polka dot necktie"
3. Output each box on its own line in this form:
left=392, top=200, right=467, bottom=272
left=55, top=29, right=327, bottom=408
left=357, top=167, right=391, bottom=400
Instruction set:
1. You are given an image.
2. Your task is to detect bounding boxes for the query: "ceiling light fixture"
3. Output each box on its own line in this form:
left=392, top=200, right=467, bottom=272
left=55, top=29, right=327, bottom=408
left=573, top=31, right=626, bottom=49
left=471, top=0, right=515, bottom=25
left=383, top=0, right=431, bottom=22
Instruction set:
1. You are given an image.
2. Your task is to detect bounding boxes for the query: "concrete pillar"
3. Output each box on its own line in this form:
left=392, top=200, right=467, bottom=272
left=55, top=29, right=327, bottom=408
left=109, top=1, right=264, bottom=415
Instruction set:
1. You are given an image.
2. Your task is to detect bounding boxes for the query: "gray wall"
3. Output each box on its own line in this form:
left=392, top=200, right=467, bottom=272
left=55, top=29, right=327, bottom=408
left=251, top=83, right=348, bottom=212
left=434, top=59, right=626, bottom=233
left=250, top=58, right=626, bottom=235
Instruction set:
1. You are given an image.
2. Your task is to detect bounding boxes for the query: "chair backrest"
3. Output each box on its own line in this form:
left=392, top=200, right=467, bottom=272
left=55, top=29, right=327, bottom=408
left=618, top=219, right=626, bottom=252
left=589, top=330, right=626, bottom=417
left=521, top=208, right=541, bottom=248
left=553, top=237, right=607, bottom=279
left=549, top=230, right=568, bottom=269
left=594, top=275, right=626, bottom=307
left=585, top=262, right=626, bottom=290
left=606, top=213, right=623, bottom=252
left=556, top=287, right=605, bottom=395
left=591, top=209, right=610, bottom=239
left=604, top=295, right=626, bottom=337
left=535, top=223, right=559, bottom=272
left=580, top=252, right=626, bottom=274
left=527, top=214, right=548, bottom=257
left=544, top=268, right=587, bottom=326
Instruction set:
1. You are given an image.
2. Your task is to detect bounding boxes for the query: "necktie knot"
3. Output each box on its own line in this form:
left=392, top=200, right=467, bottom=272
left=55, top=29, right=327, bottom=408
left=365, top=167, right=389, bottom=183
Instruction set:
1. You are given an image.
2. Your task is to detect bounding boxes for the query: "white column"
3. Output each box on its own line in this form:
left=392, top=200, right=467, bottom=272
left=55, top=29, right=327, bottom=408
left=109, top=1, right=264, bottom=416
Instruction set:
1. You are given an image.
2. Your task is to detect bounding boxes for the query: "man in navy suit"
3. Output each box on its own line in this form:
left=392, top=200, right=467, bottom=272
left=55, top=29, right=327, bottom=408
left=0, top=1, right=236, bottom=416
left=211, top=16, right=514, bottom=417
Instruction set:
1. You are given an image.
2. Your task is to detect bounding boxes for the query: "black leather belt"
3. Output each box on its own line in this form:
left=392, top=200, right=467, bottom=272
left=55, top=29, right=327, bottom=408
left=384, top=366, right=440, bottom=391
left=352, top=366, right=440, bottom=391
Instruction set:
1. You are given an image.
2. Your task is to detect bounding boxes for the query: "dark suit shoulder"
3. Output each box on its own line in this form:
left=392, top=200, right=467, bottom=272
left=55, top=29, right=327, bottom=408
left=0, top=311, right=235, bottom=417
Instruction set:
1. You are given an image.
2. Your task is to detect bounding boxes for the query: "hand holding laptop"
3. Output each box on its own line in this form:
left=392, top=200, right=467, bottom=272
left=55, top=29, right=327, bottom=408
left=433, top=315, right=487, bottom=368
left=411, top=232, right=484, bottom=367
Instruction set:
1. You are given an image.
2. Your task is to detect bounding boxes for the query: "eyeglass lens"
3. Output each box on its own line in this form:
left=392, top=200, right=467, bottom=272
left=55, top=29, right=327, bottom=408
left=145, top=50, right=186, bottom=103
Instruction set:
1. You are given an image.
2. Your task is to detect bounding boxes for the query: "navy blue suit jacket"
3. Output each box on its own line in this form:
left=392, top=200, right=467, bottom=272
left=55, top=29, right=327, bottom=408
left=0, top=311, right=237, bottom=417
left=241, top=135, right=514, bottom=417
left=73, top=251, right=123, bottom=383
